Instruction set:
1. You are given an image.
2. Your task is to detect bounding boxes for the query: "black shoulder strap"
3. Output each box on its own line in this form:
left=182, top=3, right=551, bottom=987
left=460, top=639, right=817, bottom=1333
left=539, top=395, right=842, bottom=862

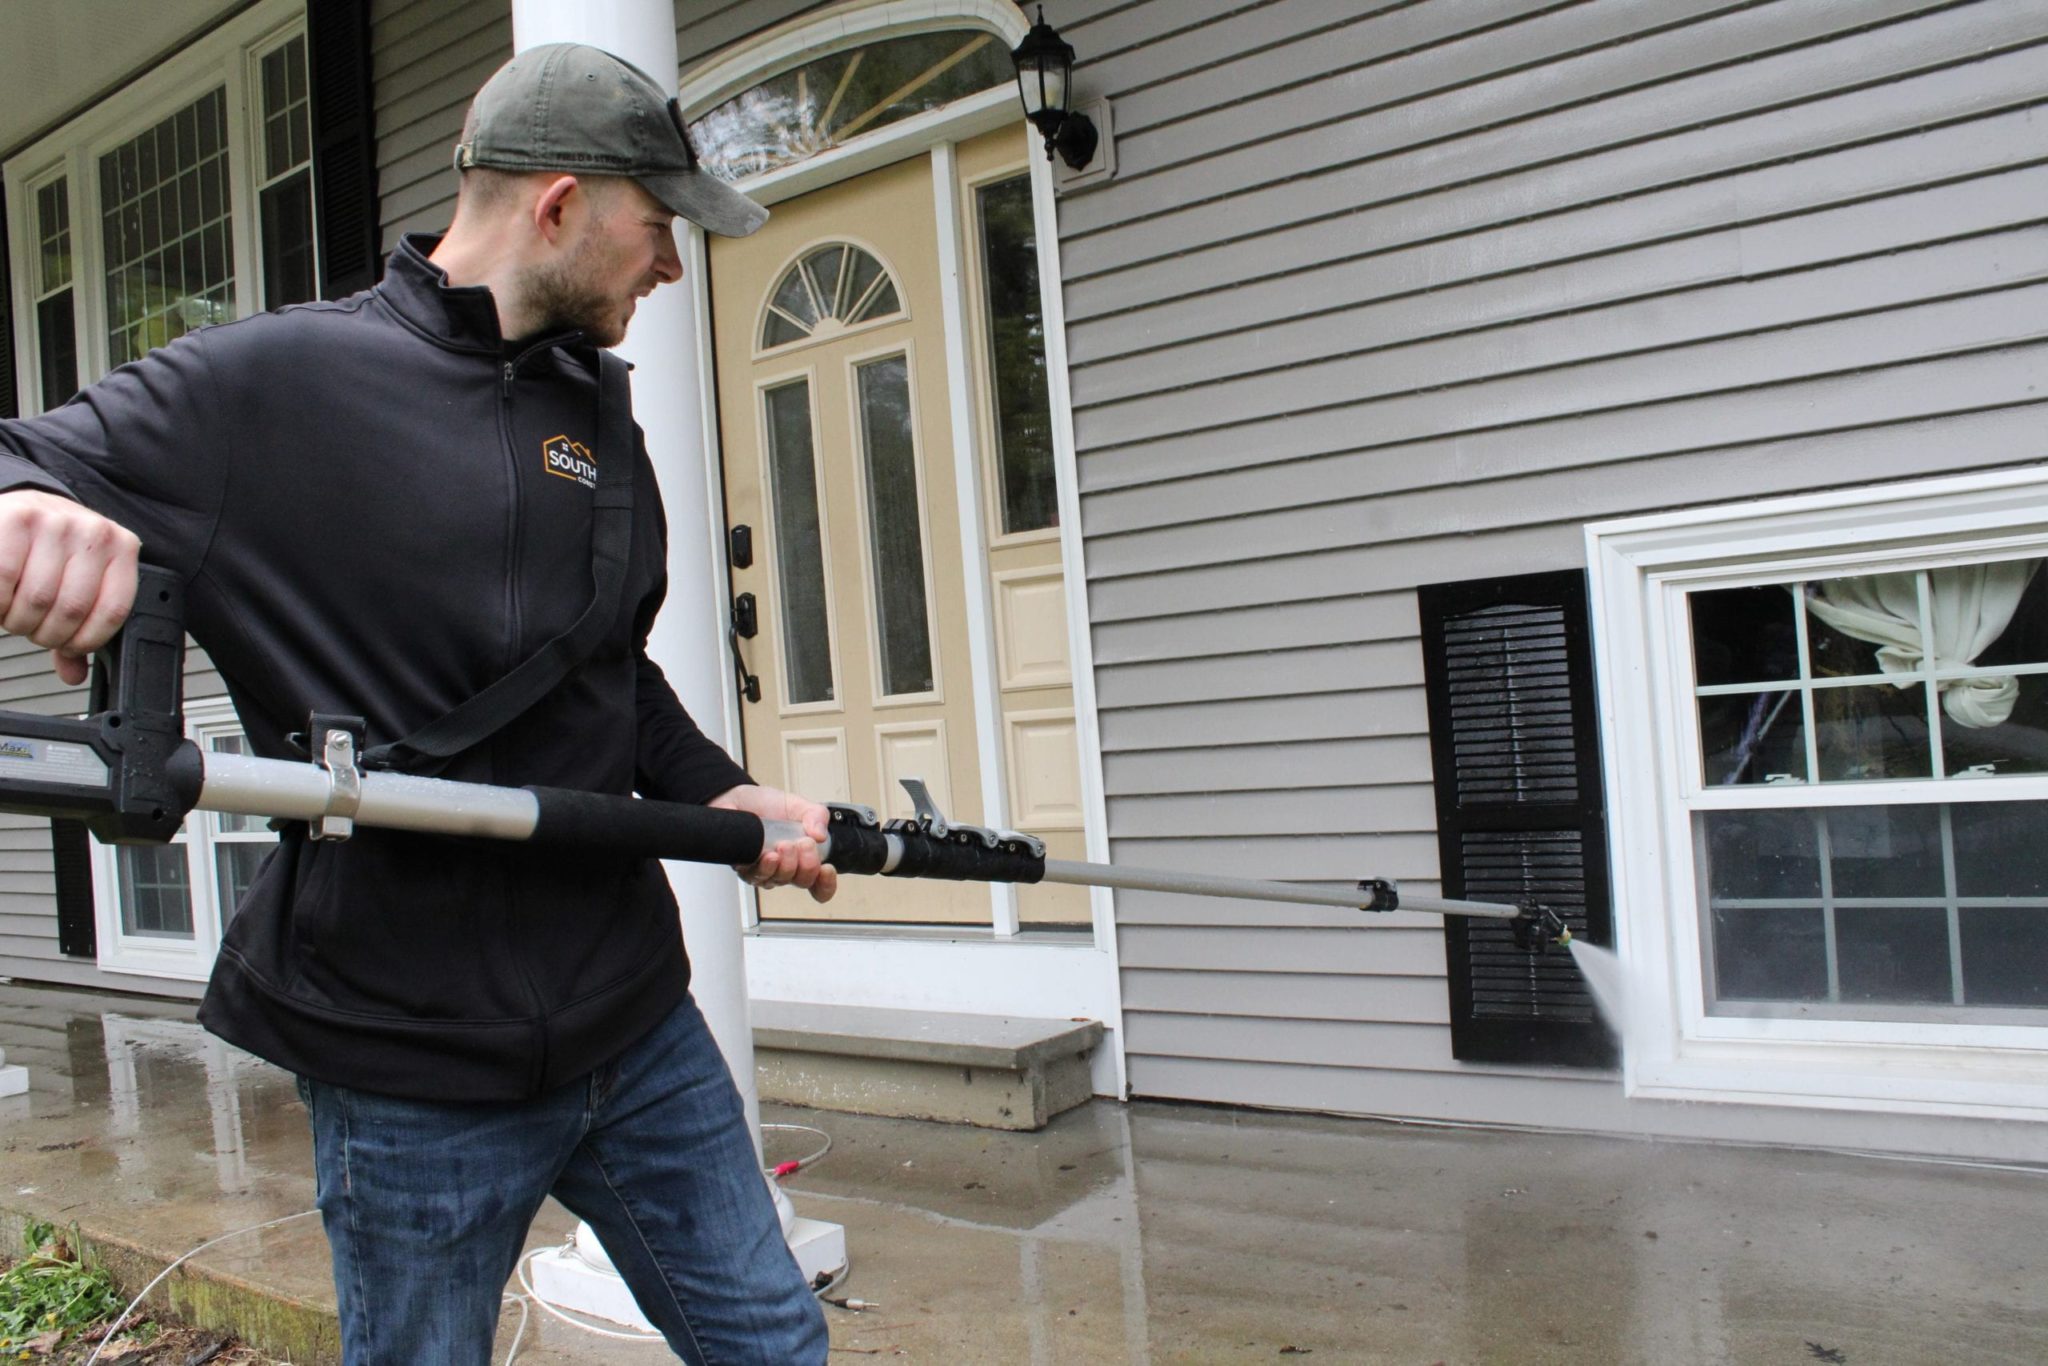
left=362, top=351, right=635, bottom=773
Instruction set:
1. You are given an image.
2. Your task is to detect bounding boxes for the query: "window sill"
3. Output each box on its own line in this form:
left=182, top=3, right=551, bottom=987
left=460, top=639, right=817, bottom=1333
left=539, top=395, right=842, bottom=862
left=1630, top=1033, right=2048, bottom=1121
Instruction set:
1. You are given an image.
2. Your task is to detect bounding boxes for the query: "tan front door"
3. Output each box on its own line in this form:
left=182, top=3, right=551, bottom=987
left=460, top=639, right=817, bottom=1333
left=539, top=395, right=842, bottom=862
left=713, top=152, right=981, bottom=923
left=712, top=129, right=1090, bottom=927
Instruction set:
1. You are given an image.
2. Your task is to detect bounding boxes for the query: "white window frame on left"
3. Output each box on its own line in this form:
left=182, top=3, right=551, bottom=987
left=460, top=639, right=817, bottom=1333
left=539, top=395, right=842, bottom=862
left=91, top=695, right=273, bottom=982
left=2, top=0, right=310, bottom=413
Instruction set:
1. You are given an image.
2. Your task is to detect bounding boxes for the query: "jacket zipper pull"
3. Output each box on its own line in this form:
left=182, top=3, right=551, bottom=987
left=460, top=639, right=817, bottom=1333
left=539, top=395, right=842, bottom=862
left=502, top=361, right=515, bottom=397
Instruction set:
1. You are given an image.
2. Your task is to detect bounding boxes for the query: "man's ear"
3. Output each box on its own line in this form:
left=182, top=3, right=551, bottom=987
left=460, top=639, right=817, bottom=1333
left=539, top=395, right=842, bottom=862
left=532, top=175, right=581, bottom=245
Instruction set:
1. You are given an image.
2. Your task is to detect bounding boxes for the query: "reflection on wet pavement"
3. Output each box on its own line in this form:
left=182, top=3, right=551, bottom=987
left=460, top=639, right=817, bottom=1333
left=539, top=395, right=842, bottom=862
left=1, top=983, right=2045, bottom=1364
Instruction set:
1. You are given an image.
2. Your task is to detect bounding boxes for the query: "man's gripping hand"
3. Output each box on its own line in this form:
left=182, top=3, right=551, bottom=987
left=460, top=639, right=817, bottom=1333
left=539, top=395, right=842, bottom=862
left=708, top=784, right=840, bottom=904
left=0, top=490, right=141, bottom=686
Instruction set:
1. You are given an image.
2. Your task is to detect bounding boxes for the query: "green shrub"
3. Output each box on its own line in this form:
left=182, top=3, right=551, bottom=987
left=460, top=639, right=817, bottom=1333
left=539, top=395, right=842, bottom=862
left=0, top=1221, right=131, bottom=1352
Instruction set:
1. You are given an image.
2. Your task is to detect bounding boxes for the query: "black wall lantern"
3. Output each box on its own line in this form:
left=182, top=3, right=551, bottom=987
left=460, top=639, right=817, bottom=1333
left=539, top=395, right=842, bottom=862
left=1010, top=6, right=1099, bottom=170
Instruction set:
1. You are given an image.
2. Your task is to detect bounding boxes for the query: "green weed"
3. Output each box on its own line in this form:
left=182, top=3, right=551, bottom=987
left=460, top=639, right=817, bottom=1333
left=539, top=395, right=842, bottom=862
left=0, top=1221, right=134, bottom=1354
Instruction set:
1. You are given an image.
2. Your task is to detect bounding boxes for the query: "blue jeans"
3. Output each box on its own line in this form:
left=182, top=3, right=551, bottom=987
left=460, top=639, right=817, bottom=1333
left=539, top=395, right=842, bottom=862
left=297, top=995, right=827, bottom=1365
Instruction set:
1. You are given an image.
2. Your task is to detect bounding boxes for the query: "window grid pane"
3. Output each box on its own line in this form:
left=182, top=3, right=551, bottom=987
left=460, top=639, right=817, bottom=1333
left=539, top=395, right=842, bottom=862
left=258, top=35, right=312, bottom=185
left=1701, top=801, right=2048, bottom=1021
left=35, top=180, right=72, bottom=294
left=118, top=844, right=193, bottom=939
left=100, top=87, right=233, bottom=365
left=1692, top=561, right=2048, bottom=788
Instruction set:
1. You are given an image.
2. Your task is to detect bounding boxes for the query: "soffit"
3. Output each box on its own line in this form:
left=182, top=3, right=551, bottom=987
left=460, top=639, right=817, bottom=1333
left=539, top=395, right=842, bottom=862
left=1, top=0, right=250, bottom=162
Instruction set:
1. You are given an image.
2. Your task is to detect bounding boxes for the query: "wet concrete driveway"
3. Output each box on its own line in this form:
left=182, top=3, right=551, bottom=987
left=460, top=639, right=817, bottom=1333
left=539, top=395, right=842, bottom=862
left=0, top=982, right=2043, bottom=1364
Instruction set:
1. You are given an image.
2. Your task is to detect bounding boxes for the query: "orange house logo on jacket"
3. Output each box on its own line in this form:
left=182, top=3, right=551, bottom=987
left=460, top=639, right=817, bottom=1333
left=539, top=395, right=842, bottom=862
left=542, top=435, right=597, bottom=488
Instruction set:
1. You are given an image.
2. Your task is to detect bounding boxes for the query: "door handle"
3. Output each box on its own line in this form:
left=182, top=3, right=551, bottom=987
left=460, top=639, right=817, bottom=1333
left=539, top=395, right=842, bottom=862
left=729, top=593, right=761, bottom=703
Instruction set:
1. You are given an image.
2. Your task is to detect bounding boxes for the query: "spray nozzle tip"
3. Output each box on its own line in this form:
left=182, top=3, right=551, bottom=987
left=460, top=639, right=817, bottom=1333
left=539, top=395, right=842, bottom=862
left=1510, top=904, right=1572, bottom=952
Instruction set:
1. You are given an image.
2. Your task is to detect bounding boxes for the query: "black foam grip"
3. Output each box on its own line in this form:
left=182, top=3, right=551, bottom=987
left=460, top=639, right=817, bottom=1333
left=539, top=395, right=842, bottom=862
left=888, top=829, right=1046, bottom=885
left=823, top=810, right=891, bottom=876
left=525, top=787, right=765, bottom=865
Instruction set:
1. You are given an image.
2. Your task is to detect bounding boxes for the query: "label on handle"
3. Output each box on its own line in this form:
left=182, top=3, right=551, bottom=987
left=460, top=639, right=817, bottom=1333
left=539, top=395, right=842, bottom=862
left=0, top=736, right=110, bottom=790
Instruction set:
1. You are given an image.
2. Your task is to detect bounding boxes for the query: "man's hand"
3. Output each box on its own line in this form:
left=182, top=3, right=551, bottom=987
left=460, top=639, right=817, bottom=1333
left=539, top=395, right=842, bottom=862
left=0, top=491, right=141, bottom=686
left=708, top=784, right=839, bottom=904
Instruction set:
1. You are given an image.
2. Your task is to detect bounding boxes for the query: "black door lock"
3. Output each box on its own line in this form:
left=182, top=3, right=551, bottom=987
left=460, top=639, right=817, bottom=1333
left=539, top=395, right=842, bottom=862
left=728, top=592, right=761, bottom=703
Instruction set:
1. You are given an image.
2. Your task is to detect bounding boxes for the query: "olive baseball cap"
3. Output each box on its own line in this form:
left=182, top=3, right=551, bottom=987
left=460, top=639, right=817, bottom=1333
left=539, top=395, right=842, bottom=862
left=454, top=43, right=768, bottom=238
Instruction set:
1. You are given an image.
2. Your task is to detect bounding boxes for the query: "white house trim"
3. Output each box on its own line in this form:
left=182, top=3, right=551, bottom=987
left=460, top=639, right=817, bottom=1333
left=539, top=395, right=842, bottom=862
left=930, top=138, right=1018, bottom=936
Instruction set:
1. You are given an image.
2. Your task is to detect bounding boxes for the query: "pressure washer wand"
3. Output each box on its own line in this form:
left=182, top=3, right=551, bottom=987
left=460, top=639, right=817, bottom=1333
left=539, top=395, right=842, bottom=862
left=0, top=566, right=1568, bottom=948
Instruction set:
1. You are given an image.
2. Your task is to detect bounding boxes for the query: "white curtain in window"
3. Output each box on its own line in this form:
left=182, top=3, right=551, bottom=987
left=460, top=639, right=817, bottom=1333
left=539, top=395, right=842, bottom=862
left=1803, top=562, right=2037, bottom=728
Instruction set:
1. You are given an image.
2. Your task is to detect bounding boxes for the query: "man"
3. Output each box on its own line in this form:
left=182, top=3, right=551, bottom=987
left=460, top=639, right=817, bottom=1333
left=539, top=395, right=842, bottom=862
left=0, top=45, right=832, bottom=1365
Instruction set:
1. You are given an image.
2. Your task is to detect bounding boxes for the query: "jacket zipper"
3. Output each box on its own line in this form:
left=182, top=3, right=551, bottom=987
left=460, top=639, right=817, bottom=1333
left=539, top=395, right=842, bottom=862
left=495, top=345, right=547, bottom=1063
left=497, top=357, right=524, bottom=683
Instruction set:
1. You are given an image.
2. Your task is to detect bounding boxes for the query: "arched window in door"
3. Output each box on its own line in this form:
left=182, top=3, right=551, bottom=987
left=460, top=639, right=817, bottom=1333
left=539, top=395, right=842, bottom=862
left=691, top=30, right=1012, bottom=181
left=760, top=242, right=902, bottom=350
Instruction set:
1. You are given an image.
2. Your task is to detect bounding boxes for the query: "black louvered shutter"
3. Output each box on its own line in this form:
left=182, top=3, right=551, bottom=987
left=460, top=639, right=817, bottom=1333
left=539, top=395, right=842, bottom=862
left=1418, top=569, right=1615, bottom=1068
left=308, top=0, right=381, bottom=298
left=1, top=184, right=17, bottom=420
left=52, top=819, right=96, bottom=958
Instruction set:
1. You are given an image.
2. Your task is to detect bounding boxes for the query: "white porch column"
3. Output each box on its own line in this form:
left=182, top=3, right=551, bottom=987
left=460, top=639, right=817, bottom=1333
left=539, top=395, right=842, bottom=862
left=508, top=1, right=759, bottom=1140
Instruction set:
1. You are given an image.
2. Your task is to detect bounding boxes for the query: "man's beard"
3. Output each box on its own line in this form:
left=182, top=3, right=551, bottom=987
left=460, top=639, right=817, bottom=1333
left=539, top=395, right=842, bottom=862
left=521, top=244, right=630, bottom=347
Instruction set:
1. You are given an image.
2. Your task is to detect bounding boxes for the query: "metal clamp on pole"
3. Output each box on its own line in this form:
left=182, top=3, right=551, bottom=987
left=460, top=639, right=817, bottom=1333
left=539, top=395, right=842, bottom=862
left=1356, top=878, right=1399, bottom=912
left=307, top=713, right=365, bottom=842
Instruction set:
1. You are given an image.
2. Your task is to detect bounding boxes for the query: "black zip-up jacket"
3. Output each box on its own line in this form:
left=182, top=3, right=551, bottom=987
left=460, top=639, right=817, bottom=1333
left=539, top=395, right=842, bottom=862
left=0, top=236, right=750, bottom=1100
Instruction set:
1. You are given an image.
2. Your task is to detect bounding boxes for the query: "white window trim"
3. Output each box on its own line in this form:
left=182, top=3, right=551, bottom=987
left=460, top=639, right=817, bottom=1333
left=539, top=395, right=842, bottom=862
left=90, top=695, right=259, bottom=983
left=3, top=0, right=305, bottom=412
left=1588, top=466, right=2048, bottom=1122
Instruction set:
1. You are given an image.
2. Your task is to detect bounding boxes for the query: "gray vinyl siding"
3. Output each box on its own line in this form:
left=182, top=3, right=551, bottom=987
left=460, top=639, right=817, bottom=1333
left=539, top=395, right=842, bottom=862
left=372, top=0, right=510, bottom=248
left=679, top=0, right=824, bottom=71
left=1062, top=0, right=2048, bottom=1151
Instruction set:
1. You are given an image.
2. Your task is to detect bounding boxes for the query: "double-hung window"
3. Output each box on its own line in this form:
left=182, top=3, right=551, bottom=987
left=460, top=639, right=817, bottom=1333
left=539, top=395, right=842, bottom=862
left=1589, top=469, right=2048, bottom=1119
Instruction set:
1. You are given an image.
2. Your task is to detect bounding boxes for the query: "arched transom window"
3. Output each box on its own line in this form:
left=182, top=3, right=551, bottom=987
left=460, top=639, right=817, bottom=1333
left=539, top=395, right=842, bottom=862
left=690, top=29, right=1012, bottom=181
left=762, top=242, right=903, bottom=349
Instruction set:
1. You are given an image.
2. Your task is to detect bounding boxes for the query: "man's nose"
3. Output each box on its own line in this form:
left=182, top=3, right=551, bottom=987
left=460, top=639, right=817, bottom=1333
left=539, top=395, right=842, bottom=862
left=653, top=225, right=683, bottom=285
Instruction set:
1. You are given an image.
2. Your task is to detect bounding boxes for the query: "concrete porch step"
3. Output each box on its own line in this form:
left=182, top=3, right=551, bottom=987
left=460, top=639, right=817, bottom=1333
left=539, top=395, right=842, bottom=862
left=751, top=1002, right=1103, bottom=1131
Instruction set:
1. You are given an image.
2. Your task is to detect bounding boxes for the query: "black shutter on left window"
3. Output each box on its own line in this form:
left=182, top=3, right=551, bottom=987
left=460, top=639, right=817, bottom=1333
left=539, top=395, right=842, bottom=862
left=1, top=184, right=17, bottom=420
left=1418, top=568, right=1616, bottom=1069
left=308, top=0, right=381, bottom=298
left=52, top=819, right=96, bottom=958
